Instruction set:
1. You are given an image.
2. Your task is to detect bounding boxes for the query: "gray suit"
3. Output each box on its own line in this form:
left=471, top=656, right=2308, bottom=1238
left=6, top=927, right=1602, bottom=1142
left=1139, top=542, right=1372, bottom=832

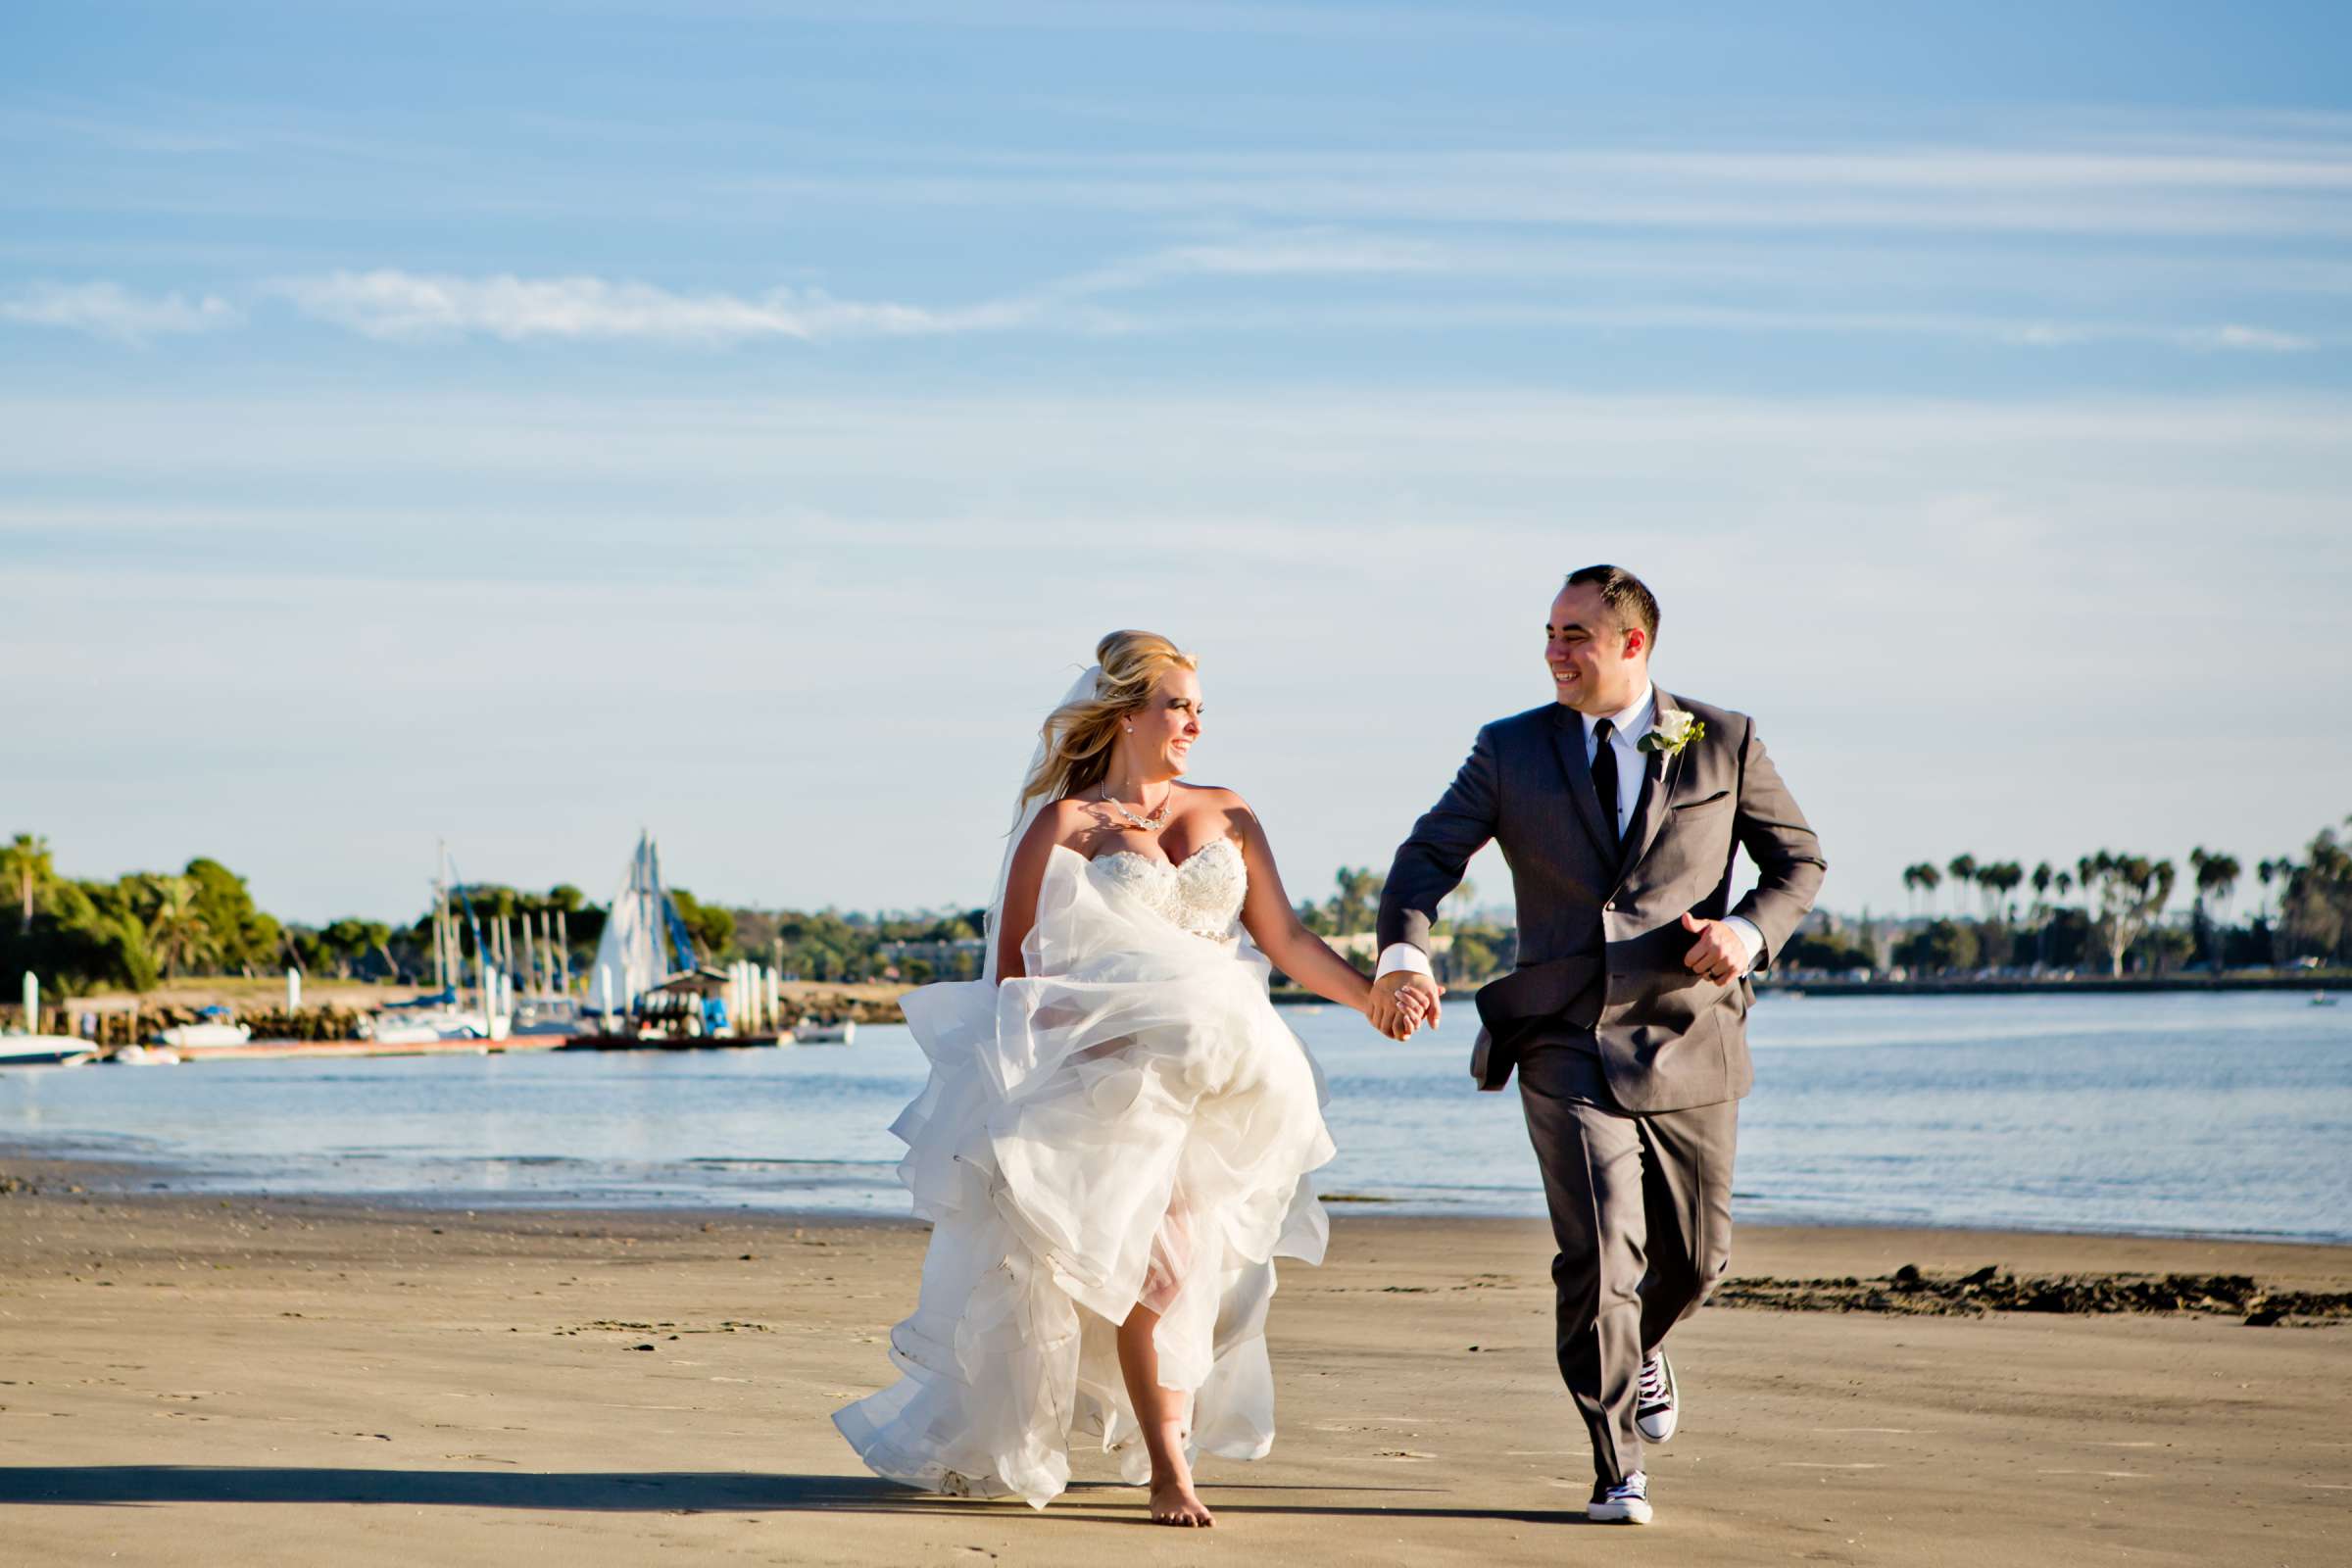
left=1378, top=690, right=1825, bottom=1482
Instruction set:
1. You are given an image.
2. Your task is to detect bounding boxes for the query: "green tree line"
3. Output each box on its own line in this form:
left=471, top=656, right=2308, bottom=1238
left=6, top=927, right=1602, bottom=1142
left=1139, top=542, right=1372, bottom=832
left=1861, top=812, right=2352, bottom=978
left=0, top=832, right=991, bottom=997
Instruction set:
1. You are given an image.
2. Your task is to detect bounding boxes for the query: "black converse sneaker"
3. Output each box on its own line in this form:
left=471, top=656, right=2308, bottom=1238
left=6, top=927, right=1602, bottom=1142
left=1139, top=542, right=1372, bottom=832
left=1636, top=1348, right=1678, bottom=1444
left=1588, top=1470, right=1653, bottom=1525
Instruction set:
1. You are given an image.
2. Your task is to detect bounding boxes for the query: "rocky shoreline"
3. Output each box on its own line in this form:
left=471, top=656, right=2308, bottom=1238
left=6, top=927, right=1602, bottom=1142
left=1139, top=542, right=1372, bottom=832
left=1713, top=1259, right=2352, bottom=1325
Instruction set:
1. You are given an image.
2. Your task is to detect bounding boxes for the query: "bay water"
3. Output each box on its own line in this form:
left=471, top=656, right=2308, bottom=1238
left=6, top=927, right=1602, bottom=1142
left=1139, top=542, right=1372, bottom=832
left=3, top=992, right=2346, bottom=1242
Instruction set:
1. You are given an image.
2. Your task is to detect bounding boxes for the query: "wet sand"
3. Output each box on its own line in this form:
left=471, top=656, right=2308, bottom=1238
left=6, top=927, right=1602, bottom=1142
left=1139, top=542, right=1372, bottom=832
left=1, top=1159, right=2346, bottom=1566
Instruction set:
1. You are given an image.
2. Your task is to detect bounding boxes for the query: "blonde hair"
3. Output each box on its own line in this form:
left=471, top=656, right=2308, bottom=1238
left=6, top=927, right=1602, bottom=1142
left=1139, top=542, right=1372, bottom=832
left=1017, top=630, right=1198, bottom=812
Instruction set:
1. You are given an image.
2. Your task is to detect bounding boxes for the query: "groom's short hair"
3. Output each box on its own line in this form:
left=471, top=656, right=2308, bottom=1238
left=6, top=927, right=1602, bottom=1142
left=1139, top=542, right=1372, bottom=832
left=1565, top=564, right=1659, bottom=647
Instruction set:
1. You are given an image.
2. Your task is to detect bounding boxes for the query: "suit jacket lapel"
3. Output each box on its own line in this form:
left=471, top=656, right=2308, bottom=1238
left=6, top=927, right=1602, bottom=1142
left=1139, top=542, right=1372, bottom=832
left=1546, top=706, right=1614, bottom=864
left=1614, top=687, right=1685, bottom=889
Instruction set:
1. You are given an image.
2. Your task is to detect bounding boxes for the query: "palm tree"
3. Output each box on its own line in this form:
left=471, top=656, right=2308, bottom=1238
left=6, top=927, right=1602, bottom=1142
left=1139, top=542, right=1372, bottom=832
left=145, top=875, right=215, bottom=980
left=1902, top=862, right=1941, bottom=916
left=2187, top=848, right=2242, bottom=969
left=3, top=832, right=54, bottom=936
left=2030, top=862, right=2056, bottom=966
left=1946, top=854, right=1978, bottom=900
left=1980, top=861, right=2025, bottom=925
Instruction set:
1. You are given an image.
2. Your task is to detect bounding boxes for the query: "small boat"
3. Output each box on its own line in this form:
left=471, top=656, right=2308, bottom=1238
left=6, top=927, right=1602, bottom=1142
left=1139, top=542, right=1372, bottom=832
left=2315, top=992, right=2341, bottom=1008
left=563, top=970, right=764, bottom=1050
left=0, top=1033, right=97, bottom=1068
left=362, top=1006, right=496, bottom=1045
left=156, top=1006, right=252, bottom=1049
left=506, top=999, right=582, bottom=1037
left=107, top=1043, right=182, bottom=1065
left=792, top=1017, right=857, bottom=1046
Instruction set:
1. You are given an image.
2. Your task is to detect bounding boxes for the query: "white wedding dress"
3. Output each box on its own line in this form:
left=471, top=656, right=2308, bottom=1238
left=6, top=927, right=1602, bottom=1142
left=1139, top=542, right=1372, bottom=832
left=833, top=838, right=1335, bottom=1507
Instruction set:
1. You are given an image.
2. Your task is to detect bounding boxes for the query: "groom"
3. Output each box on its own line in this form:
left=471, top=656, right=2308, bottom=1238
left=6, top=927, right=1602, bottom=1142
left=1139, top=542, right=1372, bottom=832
left=1373, top=565, right=1825, bottom=1526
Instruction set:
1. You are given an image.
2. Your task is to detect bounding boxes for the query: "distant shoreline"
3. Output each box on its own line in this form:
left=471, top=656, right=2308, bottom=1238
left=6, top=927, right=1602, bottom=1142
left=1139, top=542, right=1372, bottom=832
left=1272, top=972, right=2347, bottom=1005
left=1758, top=972, right=2348, bottom=998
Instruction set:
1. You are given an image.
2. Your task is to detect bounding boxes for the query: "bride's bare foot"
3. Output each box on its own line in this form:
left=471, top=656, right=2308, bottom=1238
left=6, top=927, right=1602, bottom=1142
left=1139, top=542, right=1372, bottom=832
left=1149, top=1474, right=1215, bottom=1528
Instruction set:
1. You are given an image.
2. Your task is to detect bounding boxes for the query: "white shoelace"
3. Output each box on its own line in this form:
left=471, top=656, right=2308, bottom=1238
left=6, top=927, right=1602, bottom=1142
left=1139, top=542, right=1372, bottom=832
left=1639, top=1353, right=1669, bottom=1404
left=1607, top=1471, right=1647, bottom=1498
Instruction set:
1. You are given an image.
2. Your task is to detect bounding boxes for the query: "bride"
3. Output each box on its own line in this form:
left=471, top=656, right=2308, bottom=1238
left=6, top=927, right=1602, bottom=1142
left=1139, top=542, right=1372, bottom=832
left=834, top=630, right=1430, bottom=1527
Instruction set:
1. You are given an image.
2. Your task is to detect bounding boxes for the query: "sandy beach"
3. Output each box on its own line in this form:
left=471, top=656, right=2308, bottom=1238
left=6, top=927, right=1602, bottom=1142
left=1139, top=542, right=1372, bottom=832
left=1, top=1159, right=2345, bottom=1567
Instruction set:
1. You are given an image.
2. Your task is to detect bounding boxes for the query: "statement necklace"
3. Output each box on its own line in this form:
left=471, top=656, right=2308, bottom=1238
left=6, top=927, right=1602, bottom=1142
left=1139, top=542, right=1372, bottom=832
left=1099, top=781, right=1173, bottom=831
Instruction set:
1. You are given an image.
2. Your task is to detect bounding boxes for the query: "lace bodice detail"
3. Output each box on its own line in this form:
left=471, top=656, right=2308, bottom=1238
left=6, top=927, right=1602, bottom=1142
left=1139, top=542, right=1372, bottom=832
left=1088, top=839, right=1248, bottom=941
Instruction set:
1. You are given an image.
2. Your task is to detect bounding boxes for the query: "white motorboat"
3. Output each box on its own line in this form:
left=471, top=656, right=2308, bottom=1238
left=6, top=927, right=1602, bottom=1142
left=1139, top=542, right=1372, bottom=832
left=155, top=1009, right=252, bottom=1049
left=792, top=1017, right=857, bottom=1045
left=361, top=1006, right=496, bottom=1045
left=108, top=1043, right=182, bottom=1065
left=0, top=1033, right=97, bottom=1067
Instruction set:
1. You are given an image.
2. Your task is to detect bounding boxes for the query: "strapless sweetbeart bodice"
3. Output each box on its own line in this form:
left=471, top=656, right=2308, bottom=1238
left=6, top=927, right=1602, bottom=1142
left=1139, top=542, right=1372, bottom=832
left=1087, top=838, right=1248, bottom=941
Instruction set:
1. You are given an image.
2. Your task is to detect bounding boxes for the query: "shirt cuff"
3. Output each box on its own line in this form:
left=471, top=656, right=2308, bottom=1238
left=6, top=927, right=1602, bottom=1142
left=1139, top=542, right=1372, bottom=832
left=1724, top=915, right=1766, bottom=971
left=1374, top=943, right=1433, bottom=979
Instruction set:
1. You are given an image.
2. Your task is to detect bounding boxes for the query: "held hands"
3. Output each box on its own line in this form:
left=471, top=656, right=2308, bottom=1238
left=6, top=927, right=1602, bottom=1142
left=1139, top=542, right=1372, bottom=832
left=1367, top=970, right=1445, bottom=1041
left=1681, top=910, right=1750, bottom=985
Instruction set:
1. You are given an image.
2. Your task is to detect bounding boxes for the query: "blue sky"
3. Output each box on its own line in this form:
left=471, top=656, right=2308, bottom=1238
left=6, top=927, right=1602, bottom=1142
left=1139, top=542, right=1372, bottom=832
left=5, top=1, right=2348, bottom=927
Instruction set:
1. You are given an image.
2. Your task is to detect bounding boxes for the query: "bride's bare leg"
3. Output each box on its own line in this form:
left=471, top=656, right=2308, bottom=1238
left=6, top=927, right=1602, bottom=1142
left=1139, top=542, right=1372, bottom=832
left=1117, top=1303, right=1213, bottom=1527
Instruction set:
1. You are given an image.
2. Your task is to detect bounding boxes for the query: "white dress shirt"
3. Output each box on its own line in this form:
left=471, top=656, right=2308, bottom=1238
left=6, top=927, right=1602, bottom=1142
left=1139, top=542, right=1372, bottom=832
left=1376, top=683, right=1765, bottom=980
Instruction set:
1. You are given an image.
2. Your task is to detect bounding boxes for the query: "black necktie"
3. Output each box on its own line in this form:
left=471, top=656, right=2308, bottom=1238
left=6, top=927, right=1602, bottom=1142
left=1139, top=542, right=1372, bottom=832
left=1591, top=717, right=1621, bottom=859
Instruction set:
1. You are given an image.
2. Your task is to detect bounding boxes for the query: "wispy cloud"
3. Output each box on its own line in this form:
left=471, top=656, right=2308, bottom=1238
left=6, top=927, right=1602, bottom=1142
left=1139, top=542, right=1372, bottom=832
left=7, top=255, right=2324, bottom=357
left=1046, top=232, right=2328, bottom=350
left=723, top=138, right=2352, bottom=238
left=270, top=270, right=1045, bottom=342
left=0, top=281, right=242, bottom=342
left=2185, top=323, right=2317, bottom=352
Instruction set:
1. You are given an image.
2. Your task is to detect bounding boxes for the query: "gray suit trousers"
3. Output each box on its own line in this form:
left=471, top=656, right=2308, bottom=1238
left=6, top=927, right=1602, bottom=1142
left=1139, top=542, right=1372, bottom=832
left=1517, top=1038, right=1737, bottom=1484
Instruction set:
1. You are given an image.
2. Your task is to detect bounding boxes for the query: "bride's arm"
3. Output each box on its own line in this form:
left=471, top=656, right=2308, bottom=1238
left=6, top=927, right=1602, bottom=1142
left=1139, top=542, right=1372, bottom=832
left=995, top=803, right=1077, bottom=983
left=1224, top=794, right=1417, bottom=1036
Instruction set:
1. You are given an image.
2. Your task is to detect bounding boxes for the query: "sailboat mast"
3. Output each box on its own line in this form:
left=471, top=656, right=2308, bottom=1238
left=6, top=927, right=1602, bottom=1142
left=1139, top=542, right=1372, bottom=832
left=437, top=841, right=455, bottom=997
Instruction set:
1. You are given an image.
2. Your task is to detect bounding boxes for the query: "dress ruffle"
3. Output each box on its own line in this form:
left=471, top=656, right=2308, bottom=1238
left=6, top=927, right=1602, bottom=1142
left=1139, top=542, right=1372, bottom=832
left=833, top=845, right=1334, bottom=1507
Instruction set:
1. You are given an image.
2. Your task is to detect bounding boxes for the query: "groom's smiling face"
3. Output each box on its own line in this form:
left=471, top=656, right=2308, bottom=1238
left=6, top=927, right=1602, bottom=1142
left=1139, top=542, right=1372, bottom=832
left=1546, top=583, right=1649, bottom=714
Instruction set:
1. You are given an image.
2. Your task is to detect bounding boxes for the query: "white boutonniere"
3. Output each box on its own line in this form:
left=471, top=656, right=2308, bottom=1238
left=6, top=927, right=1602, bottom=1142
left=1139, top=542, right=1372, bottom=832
left=1638, top=709, right=1704, bottom=757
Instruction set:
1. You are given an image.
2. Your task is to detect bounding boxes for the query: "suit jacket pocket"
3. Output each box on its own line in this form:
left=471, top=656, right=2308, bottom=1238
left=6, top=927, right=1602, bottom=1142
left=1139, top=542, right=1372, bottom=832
left=1670, top=789, right=1732, bottom=816
left=1475, top=955, right=1603, bottom=1034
